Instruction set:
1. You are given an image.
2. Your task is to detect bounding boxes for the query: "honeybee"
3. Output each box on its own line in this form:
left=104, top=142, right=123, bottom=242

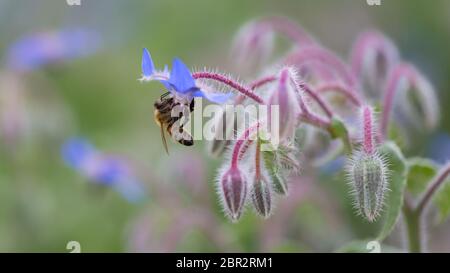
left=154, top=92, right=195, bottom=154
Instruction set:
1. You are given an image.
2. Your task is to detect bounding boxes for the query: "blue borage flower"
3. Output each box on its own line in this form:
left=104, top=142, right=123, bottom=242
left=140, top=48, right=233, bottom=104
left=61, top=137, right=146, bottom=203
left=7, top=28, right=101, bottom=72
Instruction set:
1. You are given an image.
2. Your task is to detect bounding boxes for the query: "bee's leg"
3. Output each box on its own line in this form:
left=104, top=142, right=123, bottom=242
left=189, top=98, right=195, bottom=113
left=155, top=99, right=174, bottom=114
left=160, top=92, right=171, bottom=99
left=177, top=121, right=193, bottom=146
left=177, top=131, right=194, bottom=146
left=167, top=118, right=194, bottom=146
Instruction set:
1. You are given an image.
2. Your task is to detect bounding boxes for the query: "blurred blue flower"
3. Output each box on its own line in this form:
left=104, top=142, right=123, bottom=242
left=141, top=48, right=233, bottom=103
left=6, top=28, right=101, bottom=72
left=61, top=137, right=94, bottom=169
left=427, top=133, right=450, bottom=164
left=61, top=137, right=146, bottom=203
left=319, top=155, right=346, bottom=174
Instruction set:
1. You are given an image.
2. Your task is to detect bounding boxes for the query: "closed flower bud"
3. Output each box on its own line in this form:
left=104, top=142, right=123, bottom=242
left=267, top=68, right=299, bottom=141
left=348, top=105, right=387, bottom=221
left=251, top=174, right=273, bottom=218
left=350, top=31, right=399, bottom=97
left=382, top=63, right=439, bottom=139
left=348, top=152, right=388, bottom=222
left=218, top=166, right=248, bottom=222
left=231, top=20, right=274, bottom=70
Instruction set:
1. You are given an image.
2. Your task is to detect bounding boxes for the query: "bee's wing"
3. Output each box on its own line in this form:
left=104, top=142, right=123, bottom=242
left=160, top=125, right=169, bottom=155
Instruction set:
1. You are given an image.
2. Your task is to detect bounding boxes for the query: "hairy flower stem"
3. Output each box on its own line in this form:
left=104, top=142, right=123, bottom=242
left=238, top=139, right=254, bottom=161
left=380, top=63, right=422, bottom=140
left=300, top=82, right=334, bottom=119
left=403, top=163, right=450, bottom=253
left=293, top=80, right=353, bottom=153
left=291, top=78, right=353, bottom=152
left=250, top=75, right=277, bottom=90
left=363, top=106, right=374, bottom=155
left=298, top=101, right=354, bottom=153
left=416, top=163, right=450, bottom=215
left=291, top=76, right=331, bottom=125
left=255, top=140, right=261, bottom=180
left=234, top=75, right=277, bottom=104
left=231, top=123, right=260, bottom=169
left=251, top=75, right=334, bottom=119
left=315, top=83, right=362, bottom=106
left=285, top=47, right=357, bottom=88
left=193, top=72, right=264, bottom=104
left=298, top=111, right=330, bottom=130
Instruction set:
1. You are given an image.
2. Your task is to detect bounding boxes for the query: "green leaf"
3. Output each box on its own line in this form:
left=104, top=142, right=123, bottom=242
left=329, top=118, right=347, bottom=139
left=433, top=177, right=450, bottom=223
left=376, top=141, right=407, bottom=241
left=261, top=146, right=288, bottom=195
left=336, top=240, right=403, bottom=253
left=268, top=170, right=288, bottom=195
left=387, top=122, right=408, bottom=150
left=329, top=118, right=351, bottom=154
left=406, top=158, right=437, bottom=196
left=404, top=159, right=450, bottom=223
left=260, top=138, right=298, bottom=196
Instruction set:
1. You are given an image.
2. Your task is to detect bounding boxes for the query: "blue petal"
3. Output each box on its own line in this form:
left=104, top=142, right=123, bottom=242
left=169, top=58, right=196, bottom=93
left=159, top=79, right=173, bottom=90
left=61, top=137, right=95, bottom=168
left=113, top=177, right=146, bottom=203
left=427, top=133, right=450, bottom=164
left=141, top=48, right=155, bottom=77
left=7, top=29, right=100, bottom=71
left=192, top=90, right=234, bottom=104
left=95, top=158, right=124, bottom=185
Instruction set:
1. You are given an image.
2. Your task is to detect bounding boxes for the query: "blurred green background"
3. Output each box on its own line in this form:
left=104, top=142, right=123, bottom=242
left=0, top=0, right=449, bottom=252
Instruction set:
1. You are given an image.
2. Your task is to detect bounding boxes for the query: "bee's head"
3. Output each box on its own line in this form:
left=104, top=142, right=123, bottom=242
left=154, top=92, right=174, bottom=109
